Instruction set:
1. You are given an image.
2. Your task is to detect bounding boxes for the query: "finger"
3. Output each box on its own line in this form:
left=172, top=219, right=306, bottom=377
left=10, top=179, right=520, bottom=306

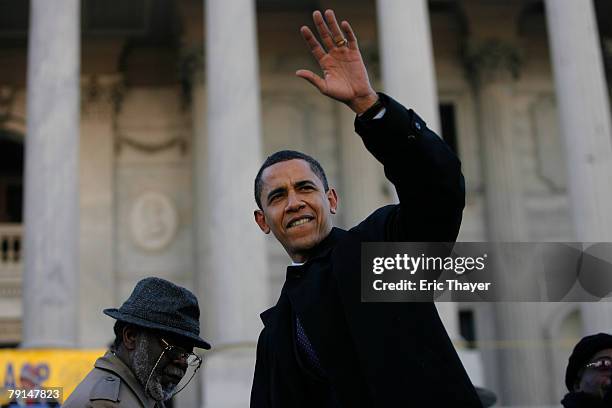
left=324, top=9, right=345, bottom=46
left=296, top=69, right=327, bottom=94
left=312, top=10, right=334, bottom=50
left=300, top=26, right=326, bottom=61
left=340, top=20, right=358, bottom=50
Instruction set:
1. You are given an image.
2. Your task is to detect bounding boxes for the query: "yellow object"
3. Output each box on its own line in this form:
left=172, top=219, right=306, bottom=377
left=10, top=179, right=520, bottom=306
left=0, top=349, right=106, bottom=404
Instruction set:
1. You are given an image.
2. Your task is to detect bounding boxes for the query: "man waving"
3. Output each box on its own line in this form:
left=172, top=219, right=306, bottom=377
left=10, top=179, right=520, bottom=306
left=251, top=9, right=481, bottom=408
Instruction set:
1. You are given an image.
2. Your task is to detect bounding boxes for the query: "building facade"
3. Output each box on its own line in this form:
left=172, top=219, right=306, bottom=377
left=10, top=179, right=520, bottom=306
left=1, top=0, right=612, bottom=406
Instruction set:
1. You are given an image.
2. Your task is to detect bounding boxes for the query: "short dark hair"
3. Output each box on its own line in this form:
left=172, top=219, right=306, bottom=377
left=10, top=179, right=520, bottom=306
left=254, top=150, right=329, bottom=209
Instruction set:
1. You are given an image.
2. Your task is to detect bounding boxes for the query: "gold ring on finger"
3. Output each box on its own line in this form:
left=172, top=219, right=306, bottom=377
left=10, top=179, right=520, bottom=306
left=335, top=37, right=348, bottom=47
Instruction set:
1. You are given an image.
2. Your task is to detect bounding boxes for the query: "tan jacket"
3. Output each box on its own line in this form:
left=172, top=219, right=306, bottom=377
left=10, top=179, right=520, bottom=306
left=63, top=352, right=163, bottom=408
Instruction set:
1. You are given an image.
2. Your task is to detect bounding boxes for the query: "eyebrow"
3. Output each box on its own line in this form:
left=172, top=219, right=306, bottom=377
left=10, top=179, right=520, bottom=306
left=295, top=180, right=317, bottom=189
left=266, top=187, right=286, bottom=203
left=265, top=180, right=318, bottom=203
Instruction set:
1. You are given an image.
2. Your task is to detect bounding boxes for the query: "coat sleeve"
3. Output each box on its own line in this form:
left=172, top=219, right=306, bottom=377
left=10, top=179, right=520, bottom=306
left=338, top=95, right=481, bottom=407
left=352, top=93, right=465, bottom=243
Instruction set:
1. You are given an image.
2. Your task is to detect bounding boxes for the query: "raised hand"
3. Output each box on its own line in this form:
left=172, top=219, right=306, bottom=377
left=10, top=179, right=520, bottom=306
left=296, top=10, right=378, bottom=114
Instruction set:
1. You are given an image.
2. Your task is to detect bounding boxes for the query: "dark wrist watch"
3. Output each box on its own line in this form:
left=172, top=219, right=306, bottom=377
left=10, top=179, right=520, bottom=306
left=358, top=97, right=384, bottom=121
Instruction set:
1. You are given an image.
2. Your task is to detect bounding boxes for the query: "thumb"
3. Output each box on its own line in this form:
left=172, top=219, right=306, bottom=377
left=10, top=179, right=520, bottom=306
left=296, top=70, right=326, bottom=94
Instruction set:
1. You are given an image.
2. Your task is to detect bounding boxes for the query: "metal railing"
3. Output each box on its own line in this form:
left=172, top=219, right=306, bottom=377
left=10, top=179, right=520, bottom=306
left=0, top=223, right=22, bottom=338
left=0, top=224, right=23, bottom=300
left=0, top=223, right=22, bottom=276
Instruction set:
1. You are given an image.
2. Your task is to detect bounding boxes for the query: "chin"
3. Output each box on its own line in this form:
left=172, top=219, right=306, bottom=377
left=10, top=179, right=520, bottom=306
left=289, top=238, right=322, bottom=257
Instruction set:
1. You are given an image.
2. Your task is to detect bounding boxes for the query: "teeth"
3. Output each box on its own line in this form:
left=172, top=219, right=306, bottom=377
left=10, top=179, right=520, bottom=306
left=290, top=218, right=311, bottom=228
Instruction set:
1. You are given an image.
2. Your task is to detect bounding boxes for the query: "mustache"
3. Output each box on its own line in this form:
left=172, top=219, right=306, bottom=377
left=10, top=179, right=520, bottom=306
left=163, top=365, right=186, bottom=379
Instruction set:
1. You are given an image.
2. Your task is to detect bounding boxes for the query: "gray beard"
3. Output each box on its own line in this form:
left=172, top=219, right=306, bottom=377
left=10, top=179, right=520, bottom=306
left=131, top=334, right=180, bottom=401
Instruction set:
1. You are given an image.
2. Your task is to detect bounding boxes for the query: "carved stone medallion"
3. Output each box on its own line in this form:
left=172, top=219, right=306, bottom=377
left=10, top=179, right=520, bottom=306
left=130, top=191, right=178, bottom=251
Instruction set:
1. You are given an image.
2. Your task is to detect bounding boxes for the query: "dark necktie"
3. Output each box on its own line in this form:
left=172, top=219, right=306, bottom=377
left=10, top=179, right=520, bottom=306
left=295, top=315, right=325, bottom=376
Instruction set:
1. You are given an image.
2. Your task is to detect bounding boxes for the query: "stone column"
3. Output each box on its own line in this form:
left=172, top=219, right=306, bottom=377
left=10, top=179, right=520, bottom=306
left=376, top=0, right=458, bottom=339
left=338, top=106, right=386, bottom=228
left=544, top=0, right=612, bottom=333
left=465, top=41, right=526, bottom=242
left=466, top=41, right=549, bottom=405
left=184, top=73, right=206, bottom=408
left=544, top=0, right=612, bottom=243
left=22, top=0, right=80, bottom=348
left=376, top=0, right=440, bottom=133
left=79, top=75, right=121, bottom=347
left=199, top=1, right=268, bottom=406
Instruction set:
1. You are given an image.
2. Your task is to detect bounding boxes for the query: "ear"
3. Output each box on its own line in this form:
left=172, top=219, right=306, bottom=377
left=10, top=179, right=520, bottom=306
left=254, top=209, right=271, bottom=234
left=327, top=188, right=338, bottom=214
left=122, top=325, right=139, bottom=351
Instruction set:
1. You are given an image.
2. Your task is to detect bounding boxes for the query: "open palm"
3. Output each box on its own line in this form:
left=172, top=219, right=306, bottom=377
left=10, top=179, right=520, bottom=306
left=296, top=10, right=378, bottom=114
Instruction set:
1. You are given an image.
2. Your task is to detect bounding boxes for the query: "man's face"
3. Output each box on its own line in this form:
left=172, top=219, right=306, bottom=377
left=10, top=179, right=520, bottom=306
left=132, top=332, right=190, bottom=401
left=575, top=348, right=612, bottom=399
left=254, top=159, right=338, bottom=262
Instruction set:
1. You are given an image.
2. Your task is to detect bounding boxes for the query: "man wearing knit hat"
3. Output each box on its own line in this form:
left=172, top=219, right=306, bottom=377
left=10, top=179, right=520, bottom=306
left=562, top=333, right=612, bottom=408
left=64, top=277, right=211, bottom=408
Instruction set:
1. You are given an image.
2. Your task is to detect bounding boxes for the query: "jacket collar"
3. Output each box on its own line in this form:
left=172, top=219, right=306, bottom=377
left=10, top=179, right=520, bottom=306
left=95, top=351, right=160, bottom=408
left=304, top=227, right=345, bottom=263
left=260, top=227, right=347, bottom=326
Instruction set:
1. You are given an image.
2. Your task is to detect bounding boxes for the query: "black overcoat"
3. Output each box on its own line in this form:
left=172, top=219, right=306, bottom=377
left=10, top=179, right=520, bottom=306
left=251, top=94, right=482, bottom=408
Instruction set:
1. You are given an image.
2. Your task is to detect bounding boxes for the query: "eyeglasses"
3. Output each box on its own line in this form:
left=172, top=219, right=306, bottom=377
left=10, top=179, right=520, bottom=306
left=160, top=338, right=202, bottom=367
left=585, top=358, right=612, bottom=371
left=144, top=337, right=203, bottom=400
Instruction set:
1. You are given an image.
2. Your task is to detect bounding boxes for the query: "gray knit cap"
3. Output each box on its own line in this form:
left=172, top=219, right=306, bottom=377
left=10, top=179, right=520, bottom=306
left=104, top=277, right=211, bottom=349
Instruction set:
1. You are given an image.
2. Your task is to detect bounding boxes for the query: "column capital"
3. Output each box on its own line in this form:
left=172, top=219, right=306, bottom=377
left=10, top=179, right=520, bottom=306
left=180, top=44, right=205, bottom=84
left=462, top=39, right=522, bottom=86
left=80, top=74, right=125, bottom=119
left=178, top=44, right=205, bottom=107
